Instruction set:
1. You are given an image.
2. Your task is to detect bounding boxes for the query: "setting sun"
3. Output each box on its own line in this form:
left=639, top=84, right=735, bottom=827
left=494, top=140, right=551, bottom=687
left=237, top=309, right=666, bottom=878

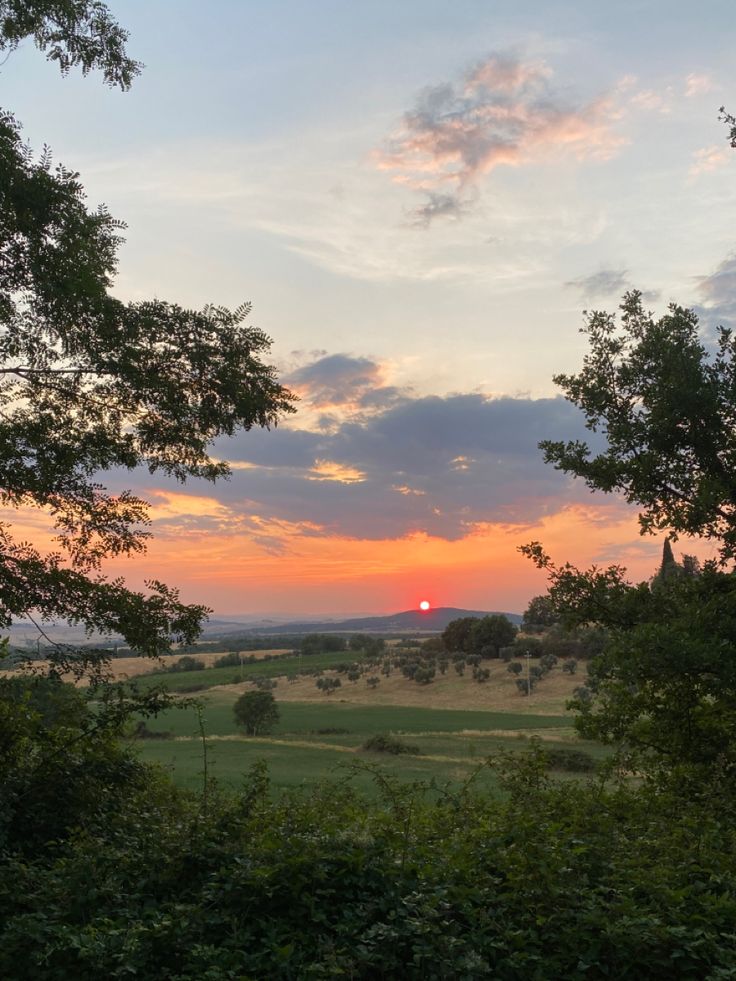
left=419, top=600, right=431, bottom=611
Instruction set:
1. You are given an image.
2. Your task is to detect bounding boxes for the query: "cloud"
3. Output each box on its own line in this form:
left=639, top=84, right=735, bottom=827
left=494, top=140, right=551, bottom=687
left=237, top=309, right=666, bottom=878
left=565, top=268, right=629, bottom=300
left=629, top=88, right=672, bottom=114
left=694, top=253, right=736, bottom=334
left=409, top=191, right=470, bottom=227
left=193, top=391, right=601, bottom=543
left=689, top=145, right=729, bottom=177
left=286, top=354, right=385, bottom=409
left=566, top=269, right=661, bottom=305
left=376, top=51, right=625, bottom=224
left=685, top=73, right=715, bottom=98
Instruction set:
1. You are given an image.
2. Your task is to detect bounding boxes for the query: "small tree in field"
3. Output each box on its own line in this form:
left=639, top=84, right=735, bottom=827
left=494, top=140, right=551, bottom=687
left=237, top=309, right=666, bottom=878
left=233, top=690, right=279, bottom=736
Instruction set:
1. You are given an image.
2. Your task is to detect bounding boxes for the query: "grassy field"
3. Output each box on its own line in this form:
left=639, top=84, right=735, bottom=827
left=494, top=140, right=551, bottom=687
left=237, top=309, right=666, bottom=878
left=133, top=650, right=365, bottom=691
left=133, top=687, right=605, bottom=797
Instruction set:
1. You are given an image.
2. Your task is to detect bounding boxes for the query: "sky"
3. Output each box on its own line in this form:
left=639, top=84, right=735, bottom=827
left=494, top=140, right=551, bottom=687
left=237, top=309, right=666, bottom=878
left=3, top=0, right=734, bottom=615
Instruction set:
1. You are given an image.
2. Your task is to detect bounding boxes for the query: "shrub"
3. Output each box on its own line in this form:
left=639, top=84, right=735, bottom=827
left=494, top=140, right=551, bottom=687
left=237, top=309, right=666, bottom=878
left=215, top=651, right=239, bottom=668
left=169, top=655, right=205, bottom=673
left=361, top=733, right=421, bottom=755
left=544, top=747, right=597, bottom=772
left=254, top=677, right=277, bottom=691
left=316, top=677, right=342, bottom=695
left=132, top=721, right=173, bottom=740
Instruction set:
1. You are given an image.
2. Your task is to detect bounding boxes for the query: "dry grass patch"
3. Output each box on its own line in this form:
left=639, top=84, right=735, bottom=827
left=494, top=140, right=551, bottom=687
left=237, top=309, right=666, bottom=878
left=229, top=662, right=584, bottom=717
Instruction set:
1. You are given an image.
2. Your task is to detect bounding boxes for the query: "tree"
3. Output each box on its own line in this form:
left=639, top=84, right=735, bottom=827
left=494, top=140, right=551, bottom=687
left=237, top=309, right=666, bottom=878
left=469, top=614, right=517, bottom=658
left=0, top=5, right=296, bottom=679
left=520, top=287, right=736, bottom=780
left=0, top=1, right=141, bottom=89
left=316, top=677, right=341, bottom=695
left=301, top=635, right=346, bottom=656
left=233, top=690, right=279, bottom=737
left=441, top=617, right=477, bottom=654
left=523, top=547, right=736, bottom=777
left=540, top=291, right=736, bottom=564
left=521, top=594, right=557, bottom=633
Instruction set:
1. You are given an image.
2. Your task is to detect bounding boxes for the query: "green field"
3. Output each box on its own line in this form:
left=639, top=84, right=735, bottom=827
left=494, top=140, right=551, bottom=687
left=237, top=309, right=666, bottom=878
left=134, top=650, right=364, bottom=691
left=133, top=692, right=605, bottom=796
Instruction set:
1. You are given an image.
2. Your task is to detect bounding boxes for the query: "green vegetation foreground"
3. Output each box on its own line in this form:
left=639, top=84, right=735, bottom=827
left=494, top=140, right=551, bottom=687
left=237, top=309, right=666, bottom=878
left=2, top=678, right=736, bottom=980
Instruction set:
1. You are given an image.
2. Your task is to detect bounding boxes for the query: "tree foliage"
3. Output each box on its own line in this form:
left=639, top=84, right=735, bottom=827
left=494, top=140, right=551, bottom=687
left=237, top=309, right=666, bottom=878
left=441, top=616, right=478, bottom=654
left=522, top=542, right=736, bottom=782
left=233, top=690, right=279, bottom=737
left=521, top=593, right=557, bottom=632
left=0, top=0, right=141, bottom=88
left=541, top=291, right=736, bottom=563
left=0, top=8, right=295, bottom=677
left=469, top=614, right=517, bottom=657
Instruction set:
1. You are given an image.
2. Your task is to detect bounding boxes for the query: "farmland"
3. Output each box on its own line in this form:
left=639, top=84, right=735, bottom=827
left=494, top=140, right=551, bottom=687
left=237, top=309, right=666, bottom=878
left=132, top=655, right=602, bottom=795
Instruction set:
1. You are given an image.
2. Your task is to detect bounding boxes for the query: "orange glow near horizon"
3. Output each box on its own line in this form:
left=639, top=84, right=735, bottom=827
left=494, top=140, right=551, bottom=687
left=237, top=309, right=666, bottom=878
left=2, top=496, right=720, bottom=618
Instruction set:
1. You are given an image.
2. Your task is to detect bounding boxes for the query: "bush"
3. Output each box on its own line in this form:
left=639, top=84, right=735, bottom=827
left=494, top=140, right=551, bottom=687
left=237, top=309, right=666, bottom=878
left=215, top=651, right=247, bottom=668
left=301, top=634, right=347, bottom=656
left=544, top=747, right=597, bottom=772
left=131, top=722, right=173, bottom=740
left=254, top=677, right=277, bottom=691
left=316, top=677, right=342, bottom=695
left=361, top=733, right=421, bottom=755
left=169, top=655, right=205, bottom=673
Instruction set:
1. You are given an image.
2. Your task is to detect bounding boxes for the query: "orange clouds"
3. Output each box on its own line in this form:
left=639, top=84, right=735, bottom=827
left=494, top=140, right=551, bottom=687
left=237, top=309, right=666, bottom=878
left=99, top=500, right=715, bottom=616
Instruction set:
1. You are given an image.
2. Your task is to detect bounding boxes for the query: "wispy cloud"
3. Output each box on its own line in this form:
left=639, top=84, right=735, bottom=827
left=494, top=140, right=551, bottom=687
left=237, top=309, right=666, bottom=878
left=685, top=72, right=715, bottom=97
left=689, top=145, right=729, bottom=177
left=629, top=88, right=672, bottom=114
left=565, top=268, right=662, bottom=305
left=565, top=268, right=630, bottom=300
left=375, top=51, right=626, bottom=224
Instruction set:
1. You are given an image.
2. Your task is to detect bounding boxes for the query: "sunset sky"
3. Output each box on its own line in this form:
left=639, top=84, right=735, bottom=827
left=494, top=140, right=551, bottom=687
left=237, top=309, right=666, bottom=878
left=4, top=0, right=733, bottom=615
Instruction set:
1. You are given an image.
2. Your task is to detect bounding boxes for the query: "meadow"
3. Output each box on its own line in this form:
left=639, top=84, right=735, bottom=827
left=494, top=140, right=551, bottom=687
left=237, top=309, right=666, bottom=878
left=133, top=659, right=604, bottom=796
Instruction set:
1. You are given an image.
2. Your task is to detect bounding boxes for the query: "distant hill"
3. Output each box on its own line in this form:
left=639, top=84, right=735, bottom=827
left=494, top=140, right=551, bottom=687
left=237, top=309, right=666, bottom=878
left=215, top=607, right=522, bottom=637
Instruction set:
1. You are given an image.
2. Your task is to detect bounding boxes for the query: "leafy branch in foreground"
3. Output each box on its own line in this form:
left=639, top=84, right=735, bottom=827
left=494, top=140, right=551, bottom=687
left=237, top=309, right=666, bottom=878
left=0, top=0, right=141, bottom=88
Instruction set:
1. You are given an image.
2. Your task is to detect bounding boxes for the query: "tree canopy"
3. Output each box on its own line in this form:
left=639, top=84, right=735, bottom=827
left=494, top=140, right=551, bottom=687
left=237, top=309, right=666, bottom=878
left=0, top=3, right=296, bottom=677
left=0, top=0, right=141, bottom=88
left=541, top=291, right=736, bottom=563
left=233, top=690, right=279, bottom=737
